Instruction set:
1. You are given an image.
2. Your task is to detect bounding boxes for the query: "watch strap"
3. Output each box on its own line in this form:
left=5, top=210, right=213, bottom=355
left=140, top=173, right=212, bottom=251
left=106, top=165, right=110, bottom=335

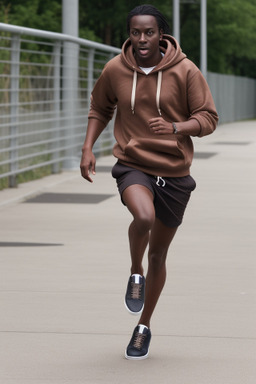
left=172, top=122, right=178, bottom=134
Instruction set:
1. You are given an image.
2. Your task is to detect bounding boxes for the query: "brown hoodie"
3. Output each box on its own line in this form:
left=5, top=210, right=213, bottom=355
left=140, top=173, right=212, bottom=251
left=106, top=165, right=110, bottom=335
left=88, top=35, right=218, bottom=177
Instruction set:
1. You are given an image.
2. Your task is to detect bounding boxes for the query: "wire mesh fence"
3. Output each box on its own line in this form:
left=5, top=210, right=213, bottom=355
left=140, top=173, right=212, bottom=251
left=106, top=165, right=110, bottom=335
left=0, top=23, right=120, bottom=188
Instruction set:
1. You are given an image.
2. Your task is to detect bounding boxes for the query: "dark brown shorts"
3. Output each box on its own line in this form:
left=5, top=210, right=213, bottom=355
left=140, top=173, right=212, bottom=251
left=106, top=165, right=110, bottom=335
left=112, top=162, right=196, bottom=228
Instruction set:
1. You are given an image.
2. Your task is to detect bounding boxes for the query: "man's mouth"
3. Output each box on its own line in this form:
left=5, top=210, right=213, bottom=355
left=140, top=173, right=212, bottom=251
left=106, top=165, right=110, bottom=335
left=138, top=47, right=149, bottom=56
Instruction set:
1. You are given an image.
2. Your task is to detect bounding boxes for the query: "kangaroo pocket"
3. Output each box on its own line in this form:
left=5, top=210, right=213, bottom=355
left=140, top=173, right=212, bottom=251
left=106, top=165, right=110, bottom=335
left=124, top=138, right=186, bottom=169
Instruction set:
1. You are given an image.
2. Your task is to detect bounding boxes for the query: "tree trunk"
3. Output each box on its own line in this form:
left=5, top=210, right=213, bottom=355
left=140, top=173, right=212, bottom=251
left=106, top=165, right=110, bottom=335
left=104, top=24, right=112, bottom=46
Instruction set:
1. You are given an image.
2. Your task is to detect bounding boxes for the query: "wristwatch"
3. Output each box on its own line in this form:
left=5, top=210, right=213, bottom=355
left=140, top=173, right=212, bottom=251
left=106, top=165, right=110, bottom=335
left=172, top=122, right=178, bottom=134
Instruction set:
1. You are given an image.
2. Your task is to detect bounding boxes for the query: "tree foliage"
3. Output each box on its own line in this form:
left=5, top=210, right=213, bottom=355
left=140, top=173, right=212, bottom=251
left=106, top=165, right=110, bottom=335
left=206, top=0, right=256, bottom=77
left=0, top=0, right=255, bottom=78
left=0, top=0, right=62, bottom=31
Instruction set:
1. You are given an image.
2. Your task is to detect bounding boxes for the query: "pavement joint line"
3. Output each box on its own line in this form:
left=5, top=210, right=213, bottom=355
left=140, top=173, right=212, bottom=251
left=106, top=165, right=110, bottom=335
left=0, top=330, right=255, bottom=341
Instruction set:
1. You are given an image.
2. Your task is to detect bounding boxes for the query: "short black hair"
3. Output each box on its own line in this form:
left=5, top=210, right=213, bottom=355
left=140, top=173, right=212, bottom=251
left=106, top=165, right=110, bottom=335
left=127, top=4, right=170, bottom=35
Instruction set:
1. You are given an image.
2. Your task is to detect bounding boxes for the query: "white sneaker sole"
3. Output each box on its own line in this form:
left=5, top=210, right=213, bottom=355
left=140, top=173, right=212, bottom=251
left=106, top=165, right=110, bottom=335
left=125, top=350, right=149, bottom=360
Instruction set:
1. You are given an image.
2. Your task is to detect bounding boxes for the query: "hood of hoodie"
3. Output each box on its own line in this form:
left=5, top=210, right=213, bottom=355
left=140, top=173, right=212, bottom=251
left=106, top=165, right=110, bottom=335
left=120, top=35, right=187, bottom=115
left=121, top=34, right=186, bottom=73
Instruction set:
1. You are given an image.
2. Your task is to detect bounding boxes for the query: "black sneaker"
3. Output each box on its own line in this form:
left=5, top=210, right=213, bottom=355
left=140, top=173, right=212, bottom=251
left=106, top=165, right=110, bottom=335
left=125, top=274, right=145, bottom=315
left=125, top=324, right=151, bottom=360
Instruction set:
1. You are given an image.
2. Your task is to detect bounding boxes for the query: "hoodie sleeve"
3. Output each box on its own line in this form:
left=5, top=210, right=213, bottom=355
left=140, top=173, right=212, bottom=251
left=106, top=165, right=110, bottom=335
left=88, top=66, right=118, bottom=126
left=187, top=69, right=218, bottom=137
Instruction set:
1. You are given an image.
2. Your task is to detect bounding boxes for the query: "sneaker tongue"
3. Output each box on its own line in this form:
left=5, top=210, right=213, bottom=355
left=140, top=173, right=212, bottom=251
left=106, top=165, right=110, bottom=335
left=132, top=274, right=141, bottom=284
left=138, top=324, right=148, bottom=334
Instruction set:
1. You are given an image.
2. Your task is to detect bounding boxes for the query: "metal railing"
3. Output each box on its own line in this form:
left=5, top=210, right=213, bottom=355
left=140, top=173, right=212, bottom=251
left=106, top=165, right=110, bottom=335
left=207, top=72, right=256, bottom=124
left=0, top=23, right=121, bottom=187
left=1, top=23, right=256, bottom=188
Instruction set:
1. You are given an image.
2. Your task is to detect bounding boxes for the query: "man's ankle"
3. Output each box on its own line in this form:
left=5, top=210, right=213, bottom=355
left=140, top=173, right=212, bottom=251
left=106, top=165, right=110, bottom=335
left=130, top=268, right=144, bottom=276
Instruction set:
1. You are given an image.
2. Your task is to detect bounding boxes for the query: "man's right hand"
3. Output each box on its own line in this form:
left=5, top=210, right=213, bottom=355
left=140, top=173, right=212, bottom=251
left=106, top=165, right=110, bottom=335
left=80, top=148, right=96, bottom=183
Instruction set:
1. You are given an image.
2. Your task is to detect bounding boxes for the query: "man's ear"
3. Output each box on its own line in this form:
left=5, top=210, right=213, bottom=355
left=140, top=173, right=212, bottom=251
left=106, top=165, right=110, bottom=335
left=159, top=29, right=164, bottom=40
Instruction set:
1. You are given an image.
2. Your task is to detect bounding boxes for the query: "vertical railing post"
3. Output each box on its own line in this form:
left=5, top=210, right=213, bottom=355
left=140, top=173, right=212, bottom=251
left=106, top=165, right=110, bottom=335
left=62, top=41, right=79, bottom=168
left=9, top=34, right=20, bottom=187
left=62, top=0, right=79, bottom=169
left=200, top=0, right=207, bottom=79
left=52, top=40, right=61, bottom=173
left=173, top=0, right=180, bottom=43
left=87, top=48, right=95, bottom=108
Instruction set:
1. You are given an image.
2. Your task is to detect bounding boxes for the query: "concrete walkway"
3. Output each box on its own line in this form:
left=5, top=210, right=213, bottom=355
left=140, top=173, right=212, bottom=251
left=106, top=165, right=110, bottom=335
left=0, top=120, right=256, bottom=384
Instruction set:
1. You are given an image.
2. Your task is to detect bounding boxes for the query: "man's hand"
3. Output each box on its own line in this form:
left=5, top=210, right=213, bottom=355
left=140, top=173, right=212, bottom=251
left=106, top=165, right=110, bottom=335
left=80, top=148, right=96, bottom=183
left=148, top=117, right=173, bottom=135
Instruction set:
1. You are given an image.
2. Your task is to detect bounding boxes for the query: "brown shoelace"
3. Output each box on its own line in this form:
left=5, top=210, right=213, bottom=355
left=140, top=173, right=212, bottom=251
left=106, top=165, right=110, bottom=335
left=133, top=332, right=146, bottom=350
left=131, top=282, right=142, bottom=299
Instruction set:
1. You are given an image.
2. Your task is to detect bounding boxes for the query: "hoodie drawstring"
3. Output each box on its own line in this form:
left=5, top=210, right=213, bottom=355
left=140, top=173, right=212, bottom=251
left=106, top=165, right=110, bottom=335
left=131, top=70, right=137, bottom=114
left=156, top=176, right=166, bottom=187
left=156, top=71, right=162, bottom=116
left=131, top=70, right=163, bottom=116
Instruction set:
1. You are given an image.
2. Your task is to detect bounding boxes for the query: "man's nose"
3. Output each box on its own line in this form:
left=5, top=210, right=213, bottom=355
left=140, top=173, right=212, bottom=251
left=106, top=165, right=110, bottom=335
left=139, top=33, right=146, bottom=42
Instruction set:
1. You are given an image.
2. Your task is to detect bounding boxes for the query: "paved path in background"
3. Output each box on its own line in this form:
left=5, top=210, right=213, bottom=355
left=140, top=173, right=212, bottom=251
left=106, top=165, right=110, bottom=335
left=0, top=120, right=256, bottom=384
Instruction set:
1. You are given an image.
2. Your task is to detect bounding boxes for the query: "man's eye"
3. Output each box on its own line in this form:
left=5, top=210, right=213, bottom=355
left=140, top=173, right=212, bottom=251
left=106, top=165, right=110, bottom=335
left=147, top=31, right=154, bottom=35
left=131, top=31, right=138, bottom=36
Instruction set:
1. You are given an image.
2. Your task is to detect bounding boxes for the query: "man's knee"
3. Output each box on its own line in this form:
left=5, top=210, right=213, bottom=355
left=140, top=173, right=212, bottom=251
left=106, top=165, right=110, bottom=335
left=148, top=249, right=167, bottom=270
left=134, top=211, right=155, bottom=233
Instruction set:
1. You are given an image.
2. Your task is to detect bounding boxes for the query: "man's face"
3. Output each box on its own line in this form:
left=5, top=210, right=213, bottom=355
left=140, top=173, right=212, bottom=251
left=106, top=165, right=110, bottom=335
left=129, top=15, right=163, bottom=67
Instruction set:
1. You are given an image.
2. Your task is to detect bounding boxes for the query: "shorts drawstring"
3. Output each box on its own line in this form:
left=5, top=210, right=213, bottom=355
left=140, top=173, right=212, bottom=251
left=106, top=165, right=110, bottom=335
left=156, top=176, right=166, bottom=187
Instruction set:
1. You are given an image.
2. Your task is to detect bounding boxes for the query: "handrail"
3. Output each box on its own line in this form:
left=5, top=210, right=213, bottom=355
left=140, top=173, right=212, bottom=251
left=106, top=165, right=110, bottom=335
left=0, top=22, right=121, bottom=53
